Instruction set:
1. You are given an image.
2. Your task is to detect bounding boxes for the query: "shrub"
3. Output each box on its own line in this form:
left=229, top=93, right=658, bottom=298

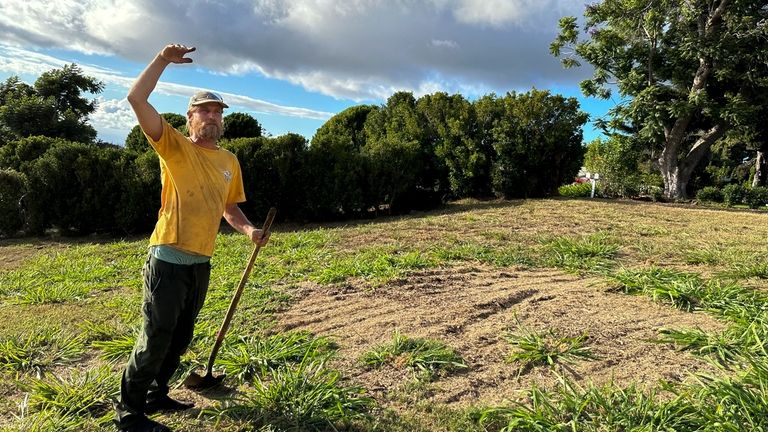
left=223, top=134, right=309, bottom=222
left=114, top=150, right=160, bottom=233
left=24, top=142, right=125, bottom=234
left=722, top=184, right=747, bottom=207
left=696, top=186, right=723, bottom=203
left=745, top=186, right=768, bottom=209
left=304, top=105, right=374, bottom=219
left=489, top=91, right=586, bottom=198
left=0, top=168, right=27, bottom=236
left=558, top=182, right=594, bottom=198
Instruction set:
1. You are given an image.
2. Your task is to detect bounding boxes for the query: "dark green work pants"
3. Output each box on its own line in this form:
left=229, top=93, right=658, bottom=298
left=114, top=255, right=210, bottom=429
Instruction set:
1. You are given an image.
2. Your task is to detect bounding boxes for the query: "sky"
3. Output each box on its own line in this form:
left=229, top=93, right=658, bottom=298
left=0, top=0, right=617, bottom=146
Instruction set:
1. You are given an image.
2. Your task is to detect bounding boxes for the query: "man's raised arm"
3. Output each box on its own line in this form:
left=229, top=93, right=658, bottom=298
left=126, top=44, right=195, bottom=141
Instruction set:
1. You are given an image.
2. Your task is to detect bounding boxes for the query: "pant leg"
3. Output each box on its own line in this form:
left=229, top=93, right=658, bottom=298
left=115, top=256, right=189, bottom=427
left=147, top=260, right=210, bottom=401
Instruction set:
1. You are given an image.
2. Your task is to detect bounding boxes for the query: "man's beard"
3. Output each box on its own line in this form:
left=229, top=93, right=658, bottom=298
left=190, top=120, right=222, bottom=141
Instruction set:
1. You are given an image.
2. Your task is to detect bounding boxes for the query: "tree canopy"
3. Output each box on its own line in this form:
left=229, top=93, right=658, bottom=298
left=0, top=64, right=103, bottom=144
left=552, top=0, right=768, bottom=199
left=223, top=112, right=263, bottom=139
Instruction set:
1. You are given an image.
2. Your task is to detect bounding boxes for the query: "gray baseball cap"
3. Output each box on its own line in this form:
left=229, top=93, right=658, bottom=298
left=188, top=90, right=229, bottom=109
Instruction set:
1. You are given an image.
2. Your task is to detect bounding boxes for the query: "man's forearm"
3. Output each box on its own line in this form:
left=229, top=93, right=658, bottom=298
left=224, top=205, right=257, bottom=237
left=127, top=54, right=171, bottom=106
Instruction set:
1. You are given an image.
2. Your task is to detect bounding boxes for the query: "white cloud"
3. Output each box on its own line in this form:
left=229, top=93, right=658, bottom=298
left=0, top=43, right=332, bottom=121
left=90, top=97, right=135, bottom=131
left=451, top=0, right=557, bottom=28
left=0, top=0, right=589, bottom=103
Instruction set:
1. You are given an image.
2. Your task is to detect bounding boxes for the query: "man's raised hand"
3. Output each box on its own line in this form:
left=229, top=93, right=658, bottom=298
left=159, top=44, right=196, bottom=64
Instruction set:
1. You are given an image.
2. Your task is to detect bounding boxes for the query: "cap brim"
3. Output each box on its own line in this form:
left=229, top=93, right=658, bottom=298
left=190, top=99, right=229, bottom=108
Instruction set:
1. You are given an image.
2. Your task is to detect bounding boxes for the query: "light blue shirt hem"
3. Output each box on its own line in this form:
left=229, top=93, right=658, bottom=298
left=150, top=245, right=210, bottom=265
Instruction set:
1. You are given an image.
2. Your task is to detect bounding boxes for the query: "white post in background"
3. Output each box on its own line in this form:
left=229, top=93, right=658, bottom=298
left=586, top=172, right=600, bottom=198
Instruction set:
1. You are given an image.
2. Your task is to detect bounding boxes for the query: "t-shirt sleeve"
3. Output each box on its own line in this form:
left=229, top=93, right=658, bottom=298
left=227, top=158, right=247, bottom=204
left=144, top=118, right=182, bottom=158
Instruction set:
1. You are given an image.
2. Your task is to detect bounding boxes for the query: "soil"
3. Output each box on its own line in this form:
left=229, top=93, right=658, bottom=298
left=272, top=264, right=725, bottom=408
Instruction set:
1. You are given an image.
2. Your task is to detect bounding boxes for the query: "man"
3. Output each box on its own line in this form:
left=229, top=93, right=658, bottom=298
left=114, top=43, right=270, bottom=432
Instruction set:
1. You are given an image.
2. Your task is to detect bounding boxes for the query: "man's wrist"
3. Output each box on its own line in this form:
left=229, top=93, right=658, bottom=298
left=247, top=226, right=259, bottom=238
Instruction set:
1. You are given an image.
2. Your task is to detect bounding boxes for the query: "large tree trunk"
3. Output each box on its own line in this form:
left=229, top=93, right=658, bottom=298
left=753, top=151, right=765, bottom=188
left=659, top=124, right=726, bottom=200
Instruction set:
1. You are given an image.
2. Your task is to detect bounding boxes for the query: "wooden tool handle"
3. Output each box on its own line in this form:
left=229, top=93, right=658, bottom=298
left=204, top=207, right=277, bottom=374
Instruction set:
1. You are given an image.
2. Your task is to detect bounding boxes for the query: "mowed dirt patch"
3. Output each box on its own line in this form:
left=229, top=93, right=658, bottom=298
left=277, top=264, right=725, bottom=407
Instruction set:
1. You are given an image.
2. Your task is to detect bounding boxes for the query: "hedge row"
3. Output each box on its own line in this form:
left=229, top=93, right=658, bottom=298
left=0, top=87, right=590, bottom=237
left=696, top=184, right=768, bottom=209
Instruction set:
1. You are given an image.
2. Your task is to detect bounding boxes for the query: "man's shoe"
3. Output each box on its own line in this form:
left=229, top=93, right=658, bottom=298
left=144, top=396, right=195, bottom=415
left=119, top=417, right=172, bottom=432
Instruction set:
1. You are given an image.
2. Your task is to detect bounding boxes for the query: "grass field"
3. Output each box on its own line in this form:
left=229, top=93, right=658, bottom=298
left=2, top=198, right=768, bottom=431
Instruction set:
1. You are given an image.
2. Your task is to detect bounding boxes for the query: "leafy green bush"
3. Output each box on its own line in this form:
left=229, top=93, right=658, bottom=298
left=558, top=182, right=593, bottom=198
left=0, top=168, right=27, bottom=236
left=583, top=137, right=662, bottom=199
left=114, top=150, right=160, bottom=233
left=696, top=186, right=723, bottom=203
left=223, top=134, right=309, bottom=222
left=745, top=186, right=768, bottom=209
left=304, top=105, right=374, bottom=219
left=24, top=142, right=125, bottom=234
left=490, top=90, right=586, bottom=198
left=722, top=183, right=747, bottom=207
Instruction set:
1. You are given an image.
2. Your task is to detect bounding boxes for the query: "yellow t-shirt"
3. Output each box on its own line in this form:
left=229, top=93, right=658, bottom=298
left=146, top=119, right=245, bottom=256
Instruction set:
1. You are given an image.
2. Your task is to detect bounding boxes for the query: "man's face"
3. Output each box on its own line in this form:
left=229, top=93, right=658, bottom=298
left=188, top=103, right=224, bottom=140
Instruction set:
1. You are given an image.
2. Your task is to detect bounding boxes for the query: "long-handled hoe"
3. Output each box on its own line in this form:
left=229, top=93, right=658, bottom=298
left=184, top=207, right=277, bottom=390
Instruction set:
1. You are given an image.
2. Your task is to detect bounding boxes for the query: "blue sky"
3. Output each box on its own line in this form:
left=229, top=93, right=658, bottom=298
left=0, top=0, right=617, bottom=146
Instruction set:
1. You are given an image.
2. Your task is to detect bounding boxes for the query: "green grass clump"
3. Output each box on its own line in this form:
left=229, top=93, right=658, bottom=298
left=608, top=267, right=703, bottom=311
left=208, top=360, right=373, bottom=432
left=24, top=366, right=118, bottom=423
left=543, top=233, right=618, bottom=272
left=2, top=410, right=101, bottom=432
left=682, top=244, right=734, bottom=265
left=655, top=327, right=741, bottom=367
left=504, top=324, right=596, bottom=371
left=478, top=377, right=692, bottom=431
left=721, top=259, right=768, bottom=280
left=218, top=331, right=334, bottom=382
left=361, top=330, right=467, bottom=380
left=77, top=320, right=137, bottom=363
left=315, top=248, right=436, bottom=285
left=91, top=334, right=136, bottom=363
left=0, top=330, right=83, bottom=375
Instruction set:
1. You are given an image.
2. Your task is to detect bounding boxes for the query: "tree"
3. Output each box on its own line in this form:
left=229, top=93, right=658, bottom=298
left=124, top=113, right=186, bottom=152
left=584, top=136, right=661, bottom=197
left=552, top=1, right=768, bottom=199
left=363, top=92, right=429, bottom=213
left=306, top=105, right=375, bottom=218
left=223, top=112, right=263, bottom=139
left=0, top=168, right=27, bottom=236
left=488, top=90, right=587, bottom=198
left=417, top=92, right=485, bottom=198
left=0, top=64, right=104, bottom=143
